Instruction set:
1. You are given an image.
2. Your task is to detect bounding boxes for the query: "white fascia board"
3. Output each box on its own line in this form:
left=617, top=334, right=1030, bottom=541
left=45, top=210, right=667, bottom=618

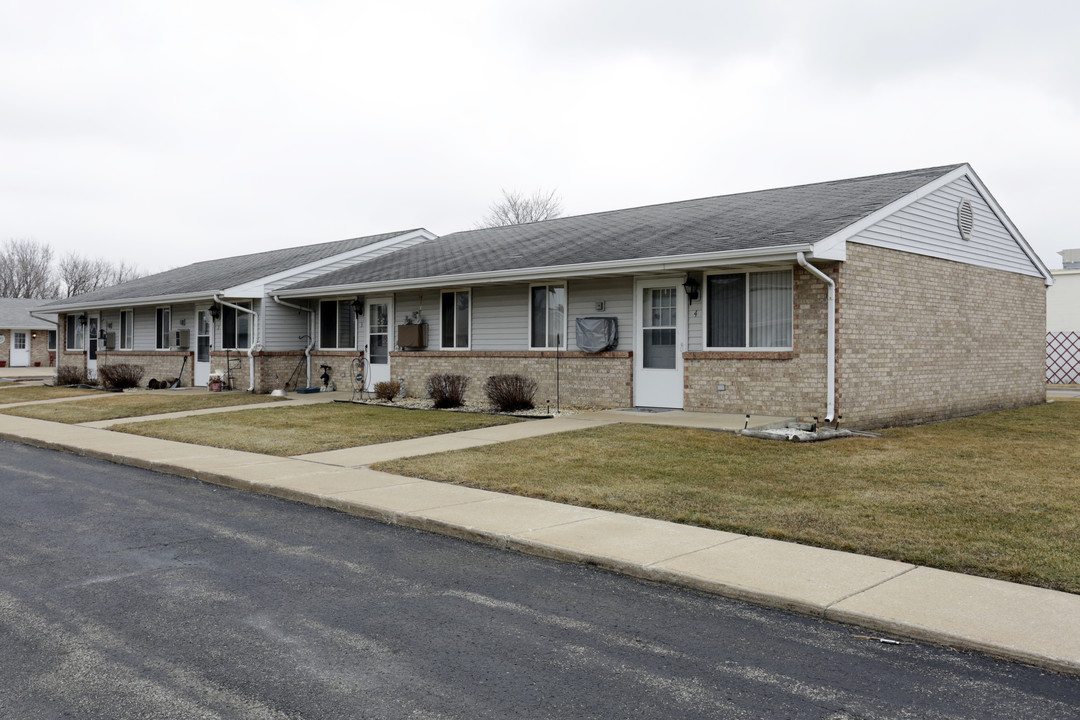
left=276, top=244, right=814, bottom=297
left=961, top=168, right=1055, bottom=285
left=232, top=229, right=439, bottom=296
left=43, top=292, right=215, bottom=314
left=808, top=165, right=971, bottom=263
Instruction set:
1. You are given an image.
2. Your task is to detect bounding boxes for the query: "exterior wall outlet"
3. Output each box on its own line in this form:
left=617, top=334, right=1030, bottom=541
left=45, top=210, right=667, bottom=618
left=595, top=301, right=606, bottom=312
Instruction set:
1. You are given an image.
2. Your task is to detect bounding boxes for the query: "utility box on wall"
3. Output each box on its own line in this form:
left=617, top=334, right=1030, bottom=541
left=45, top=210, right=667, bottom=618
left=174, top=328, right=190, bottom=349
left=397, top=323, right=427, bottom=349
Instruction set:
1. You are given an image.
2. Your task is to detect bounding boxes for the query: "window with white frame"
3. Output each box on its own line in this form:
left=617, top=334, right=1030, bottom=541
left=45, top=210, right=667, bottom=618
left=319, top=299, right=356, bottom=350
left=48, top=330, right=57, bottom=351
left=530, top=284, right=566, bottom=349
left=120, top=309, right=133, bottom=350
left=221, top=302, right=251, bottom=349
left=156, top=307, right=171, bottom=349
left=705, top=270, right=793, bottom=349
left=66, top=315, right=85, bottom=350
left=440, top=290, right=470, bottom=349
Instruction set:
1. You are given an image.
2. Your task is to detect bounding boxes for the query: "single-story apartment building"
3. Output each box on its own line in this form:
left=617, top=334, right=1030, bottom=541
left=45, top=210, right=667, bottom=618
left=45, top=163, right=1053, bottom=428
left=0, top=298, right=57, bottom=368
left=1047, top=249, right=1080, bottom=385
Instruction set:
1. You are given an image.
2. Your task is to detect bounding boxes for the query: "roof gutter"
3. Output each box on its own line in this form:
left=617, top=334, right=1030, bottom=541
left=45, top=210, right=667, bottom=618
left=214, top=295, right=259, bottom=392
left=275, top=244, right=814, bottom=298
left=41, top=291, right=228, bottom=314
left=797, top=252, right=835, bottom=423
left=271, top=295, right=314, bottom=389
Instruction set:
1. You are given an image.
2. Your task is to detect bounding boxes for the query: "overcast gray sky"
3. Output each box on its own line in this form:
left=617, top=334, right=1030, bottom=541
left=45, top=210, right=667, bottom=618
left=2, top=0, right=1077, bottom=273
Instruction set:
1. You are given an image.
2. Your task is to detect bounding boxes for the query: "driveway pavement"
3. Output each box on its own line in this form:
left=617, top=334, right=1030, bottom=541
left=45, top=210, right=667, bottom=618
left=0, top=394, right=1078, bottom=675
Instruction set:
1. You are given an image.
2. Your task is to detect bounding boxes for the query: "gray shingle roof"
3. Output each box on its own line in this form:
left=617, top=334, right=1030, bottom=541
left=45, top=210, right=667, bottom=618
left=282, top=165, right=962, bottom=291
left=0, top=298, right=57, bottom=329
left=41, top=230, right=422, bottom=309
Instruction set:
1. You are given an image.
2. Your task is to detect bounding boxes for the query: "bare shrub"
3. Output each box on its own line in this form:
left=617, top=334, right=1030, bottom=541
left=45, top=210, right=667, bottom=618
left=428, top=374, right=469, bottom=409
left=374, top=379, right=401, bottom=402
left=55, top=365, right=89, bottom=386
left=483, top=374, right=537, bottom=412
left=98, top=363, right=145, bottom=390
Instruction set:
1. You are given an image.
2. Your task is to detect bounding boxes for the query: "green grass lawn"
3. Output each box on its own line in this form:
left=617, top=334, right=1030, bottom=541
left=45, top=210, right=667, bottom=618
left=375, top=400, right=1080, bottom=594
left=0, top=386, right=101, bottom=404
left=112, top=402, right=523, bottom=456
left=0, top=392, right=283, bottom=423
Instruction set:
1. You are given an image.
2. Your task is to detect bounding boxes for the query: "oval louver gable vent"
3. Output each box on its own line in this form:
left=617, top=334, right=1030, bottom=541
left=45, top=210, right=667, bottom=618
left=957, top=199, right=974, bottom=241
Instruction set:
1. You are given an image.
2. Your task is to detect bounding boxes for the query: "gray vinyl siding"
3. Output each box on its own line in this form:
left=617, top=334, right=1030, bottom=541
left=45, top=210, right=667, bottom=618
left=851, top=176, right=1042, bottom=277
left=133, top=306, right=158, bottom=350
left=472, top=285, right=528, bottom=351
left=263, top=298, right=313, bottom=351
left=566, top=278, right=633, bottom=352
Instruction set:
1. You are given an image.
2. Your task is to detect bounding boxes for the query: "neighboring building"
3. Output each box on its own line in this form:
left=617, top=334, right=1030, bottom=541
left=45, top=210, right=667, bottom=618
left=42, top=230, right=435, bottom=389
left=1047, top=249, right=1080, bottom=385
left=0, top=298, right=57, bottom=369
left=45, top=164, right=1052, bottom=428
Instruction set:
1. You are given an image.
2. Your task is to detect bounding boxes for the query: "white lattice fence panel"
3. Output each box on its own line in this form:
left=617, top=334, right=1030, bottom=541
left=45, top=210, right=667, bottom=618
left=1047, top=331, right=1080, bottom=384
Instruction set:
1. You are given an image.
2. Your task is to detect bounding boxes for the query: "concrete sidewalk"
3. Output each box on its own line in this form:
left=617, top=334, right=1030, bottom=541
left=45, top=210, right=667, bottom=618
left=1, top=408, right=1078, bottom=675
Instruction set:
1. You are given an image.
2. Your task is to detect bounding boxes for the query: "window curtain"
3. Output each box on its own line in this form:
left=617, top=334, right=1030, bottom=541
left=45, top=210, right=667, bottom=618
left=749, top=271, right=792, bottom=347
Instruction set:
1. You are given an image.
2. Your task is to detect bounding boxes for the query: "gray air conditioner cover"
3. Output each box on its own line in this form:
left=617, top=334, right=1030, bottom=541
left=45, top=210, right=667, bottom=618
left=575, top=317, right=618, bottom=353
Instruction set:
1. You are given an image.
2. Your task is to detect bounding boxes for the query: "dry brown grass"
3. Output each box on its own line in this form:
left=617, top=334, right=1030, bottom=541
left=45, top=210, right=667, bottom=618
left=376, top=400, right=1080, bottom=594
left=0, top=391, right=282, bottom=423
left=0, top=386, right=100, bottom=404
left=112, top=402, right=522, bottom=456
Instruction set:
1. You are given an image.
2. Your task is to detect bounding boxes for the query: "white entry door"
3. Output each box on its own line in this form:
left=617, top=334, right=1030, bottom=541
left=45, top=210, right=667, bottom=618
left=194, top=307, right=213, bottom=386
left=366, top=297, right=392, bottom=390
left=634, top=280, right=686, bottom=408
left=9, top=331, right=30, bottom=367
left=86, top=314, right=99, bottom=380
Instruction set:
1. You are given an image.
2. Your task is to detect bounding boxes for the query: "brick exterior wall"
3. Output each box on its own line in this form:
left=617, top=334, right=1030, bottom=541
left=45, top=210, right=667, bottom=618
left=96, top=350, right=195, bottom=386
left=391, top=351, right=633, bottom=408
left=836, top=243, right=1046, bottom=429
left=1, top=328, right=54, bottom=368
left=683, top=264, right=832, bottom=420
left=252, top=350, right=361, bottom=392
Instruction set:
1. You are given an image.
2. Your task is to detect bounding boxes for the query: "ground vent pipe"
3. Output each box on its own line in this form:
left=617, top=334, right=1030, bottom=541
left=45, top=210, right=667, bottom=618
left=796, top=253, right=835, bottom=423
left=213, top=295, right=258, bottom=392
left=272, top=295, right=314, bottom=388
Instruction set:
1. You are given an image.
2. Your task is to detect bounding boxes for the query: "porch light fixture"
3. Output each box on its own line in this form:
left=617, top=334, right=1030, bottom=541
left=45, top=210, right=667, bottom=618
left=77, top=314, right=87, bottom=324
left=209, top=305, right=221, bottom=320
left=351, top=298, right=364, bottom=316
left=683, top=275, right=700, bottom=301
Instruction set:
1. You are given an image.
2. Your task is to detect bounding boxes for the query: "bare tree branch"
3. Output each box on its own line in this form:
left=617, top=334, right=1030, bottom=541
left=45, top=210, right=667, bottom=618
left=0, top=239, right=59, bottom=298
left=59, top=253, right=146, bottom=297
left=476, top=188, right=563, bottom=228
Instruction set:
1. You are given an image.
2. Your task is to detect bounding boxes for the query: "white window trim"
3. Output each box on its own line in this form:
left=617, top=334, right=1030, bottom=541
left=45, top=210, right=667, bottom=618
left=120, top=308, right=134, bottom=350
left=156, top=306, right=172, bottom=350
left=528, top=283, right=567, bottom=350
left=439, top=288, right=472, bottom=350
left=318, top=298, right=357, bottom=351
left=702, top=269, right=794, bottom=351
left=66, top=315, right=85, bottom=351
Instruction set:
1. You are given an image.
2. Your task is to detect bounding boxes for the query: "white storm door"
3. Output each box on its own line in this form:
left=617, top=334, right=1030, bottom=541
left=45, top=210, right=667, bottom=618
left=10, top=331, right=30, bottom=367
left=194, top=307, right=212, bottom=386
left=634, top=281, right=686, bottom=408
left=366, top=297, right=392, bottom=390
left=86, top=314, right=99, bottom=378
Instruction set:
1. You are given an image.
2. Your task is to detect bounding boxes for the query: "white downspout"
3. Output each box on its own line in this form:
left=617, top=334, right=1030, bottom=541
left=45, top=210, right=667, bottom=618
left=796, top=252, right=836, bottom=423
left=271, top=295, right=314, bottom=388
left=213, top=295, right=258, bottom=392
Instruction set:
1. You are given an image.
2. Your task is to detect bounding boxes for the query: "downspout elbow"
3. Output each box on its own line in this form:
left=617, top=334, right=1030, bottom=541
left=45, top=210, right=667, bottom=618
left=272, top=295, right=315, bottom=388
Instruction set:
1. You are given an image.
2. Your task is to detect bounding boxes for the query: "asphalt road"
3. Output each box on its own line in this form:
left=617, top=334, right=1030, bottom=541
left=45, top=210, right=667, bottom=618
left=1, top=439, right=1078, bottom=719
